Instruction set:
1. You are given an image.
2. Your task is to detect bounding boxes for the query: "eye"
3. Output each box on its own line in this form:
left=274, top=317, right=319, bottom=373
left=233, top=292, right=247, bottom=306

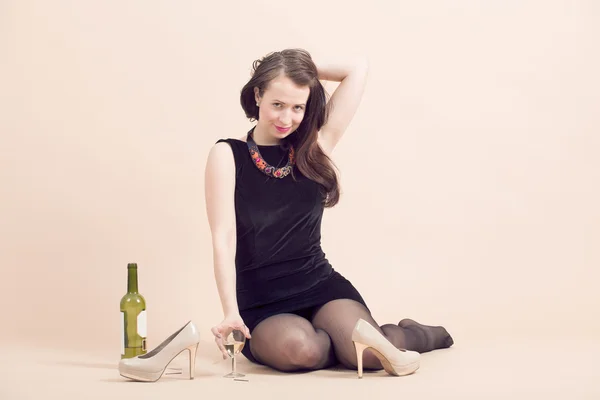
left=273, top=103, right=281, bottom=107
left=295, top=106, right=304, bottom=111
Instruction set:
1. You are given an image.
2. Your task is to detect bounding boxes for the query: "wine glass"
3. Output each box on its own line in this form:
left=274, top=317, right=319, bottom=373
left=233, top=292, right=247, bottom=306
left=223, top=329, right=247, bottom=378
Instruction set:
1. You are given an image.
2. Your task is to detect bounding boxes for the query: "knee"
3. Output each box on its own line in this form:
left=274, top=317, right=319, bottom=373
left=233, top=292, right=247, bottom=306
left=283, top=335, right=327, bottom=369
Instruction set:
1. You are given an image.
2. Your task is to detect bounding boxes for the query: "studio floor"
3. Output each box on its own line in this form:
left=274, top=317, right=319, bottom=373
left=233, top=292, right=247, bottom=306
left=2, top=335, right=599, bottom=400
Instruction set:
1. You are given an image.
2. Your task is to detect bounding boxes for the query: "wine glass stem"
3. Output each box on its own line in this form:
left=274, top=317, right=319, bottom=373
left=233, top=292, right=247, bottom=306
left=232, top=355, right=236, bottom=373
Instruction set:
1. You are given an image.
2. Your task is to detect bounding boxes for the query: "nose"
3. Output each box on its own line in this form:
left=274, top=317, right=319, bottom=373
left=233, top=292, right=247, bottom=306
left=279, top=110, right=292, bottom=126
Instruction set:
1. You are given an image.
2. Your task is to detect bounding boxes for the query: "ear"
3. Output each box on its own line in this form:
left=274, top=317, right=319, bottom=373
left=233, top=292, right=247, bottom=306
left=254, top=87, right=261, bottom=104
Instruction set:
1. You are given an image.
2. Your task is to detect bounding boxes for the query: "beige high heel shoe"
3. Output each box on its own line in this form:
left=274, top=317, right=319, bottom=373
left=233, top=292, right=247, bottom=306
left=352, top=318, right=420, bottom=378
left=118, top=320, right=200, bottom=382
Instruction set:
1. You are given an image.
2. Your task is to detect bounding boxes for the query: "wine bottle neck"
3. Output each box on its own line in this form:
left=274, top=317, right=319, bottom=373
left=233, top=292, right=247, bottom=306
left=127, top=266, right=138, bottom=293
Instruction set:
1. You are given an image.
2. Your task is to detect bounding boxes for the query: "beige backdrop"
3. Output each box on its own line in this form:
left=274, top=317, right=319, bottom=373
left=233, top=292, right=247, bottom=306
left=1, top=0, right=598, bottom=363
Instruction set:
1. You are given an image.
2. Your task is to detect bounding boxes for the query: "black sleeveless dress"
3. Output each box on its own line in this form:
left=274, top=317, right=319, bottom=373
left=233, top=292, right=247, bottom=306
left=215, top=132, right=369, bottom=364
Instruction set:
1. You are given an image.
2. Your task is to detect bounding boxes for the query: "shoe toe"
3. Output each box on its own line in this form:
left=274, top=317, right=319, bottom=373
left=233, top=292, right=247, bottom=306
left=408, top=350, right=420, bottom=363
left=118, top=358, right=131, bottom=370
left=119, top=357, right=142, bottom=371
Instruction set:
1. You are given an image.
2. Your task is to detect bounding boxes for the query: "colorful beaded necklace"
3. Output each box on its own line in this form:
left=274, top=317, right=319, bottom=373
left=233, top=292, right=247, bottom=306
left=246, top=128, right=295, bottom=179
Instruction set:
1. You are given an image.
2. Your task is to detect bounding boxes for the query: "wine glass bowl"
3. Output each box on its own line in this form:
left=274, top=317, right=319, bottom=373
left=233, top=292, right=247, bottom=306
left=223, top=329, right=247, bottom=378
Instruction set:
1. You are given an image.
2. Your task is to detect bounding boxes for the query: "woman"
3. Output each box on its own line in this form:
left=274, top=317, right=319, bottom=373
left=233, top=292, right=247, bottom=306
left=204, top=48, right=453, bottom=377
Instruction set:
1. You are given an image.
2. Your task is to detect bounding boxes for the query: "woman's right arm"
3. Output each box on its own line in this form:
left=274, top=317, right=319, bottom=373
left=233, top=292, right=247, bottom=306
left=204, top=142, right=251, bottom=357
left=205, top=142, right=239, bottom=317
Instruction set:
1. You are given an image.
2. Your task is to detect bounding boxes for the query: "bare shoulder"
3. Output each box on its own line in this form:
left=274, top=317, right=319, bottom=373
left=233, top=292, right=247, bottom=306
left=204, top=141, right=237, bottom=235
left=208, top=140, right=233, bottom=156
left=205, top=141, right=235, bottom=174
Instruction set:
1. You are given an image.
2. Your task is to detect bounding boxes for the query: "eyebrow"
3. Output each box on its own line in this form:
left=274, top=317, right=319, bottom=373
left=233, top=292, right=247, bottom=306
left=274, top=99, right=306, bottom=106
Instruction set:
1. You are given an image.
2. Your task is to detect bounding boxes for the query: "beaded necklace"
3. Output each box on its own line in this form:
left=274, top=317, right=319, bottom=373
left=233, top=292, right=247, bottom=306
left=246, top=128, right=295, bottom=179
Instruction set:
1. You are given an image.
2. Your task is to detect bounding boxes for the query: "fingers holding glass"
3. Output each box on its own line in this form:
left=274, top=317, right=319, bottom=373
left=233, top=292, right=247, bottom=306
left=223, top=329, right=247, bottom=378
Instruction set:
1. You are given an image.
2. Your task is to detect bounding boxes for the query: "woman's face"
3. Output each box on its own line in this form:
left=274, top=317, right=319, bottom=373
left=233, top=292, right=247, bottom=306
left=254, top=74, right=310, bottom=140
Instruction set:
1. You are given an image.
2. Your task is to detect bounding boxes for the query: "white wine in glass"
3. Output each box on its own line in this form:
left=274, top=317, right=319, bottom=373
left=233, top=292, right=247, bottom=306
left=223, top=329, right=246, bottom=378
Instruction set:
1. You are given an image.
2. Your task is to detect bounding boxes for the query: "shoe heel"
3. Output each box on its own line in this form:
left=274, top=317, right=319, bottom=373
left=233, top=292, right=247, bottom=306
left=353, top=341, right=369, bottom=379
left=187, top=343, right=199, bottom=379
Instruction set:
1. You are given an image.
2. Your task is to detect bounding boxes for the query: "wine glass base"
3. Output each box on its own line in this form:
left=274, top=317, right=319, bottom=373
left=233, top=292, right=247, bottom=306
left=223, top=372, right=245, bottom=378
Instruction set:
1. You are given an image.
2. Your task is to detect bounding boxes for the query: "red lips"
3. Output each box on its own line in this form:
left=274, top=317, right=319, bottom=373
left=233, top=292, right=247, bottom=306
left=275, top=125, right=291, bottom=133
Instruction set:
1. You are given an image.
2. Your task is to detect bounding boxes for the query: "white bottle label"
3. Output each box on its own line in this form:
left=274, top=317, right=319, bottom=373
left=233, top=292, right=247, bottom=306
left=137, top=310, right=147, bottom=337
left=120, top=311, right=125, bottom=355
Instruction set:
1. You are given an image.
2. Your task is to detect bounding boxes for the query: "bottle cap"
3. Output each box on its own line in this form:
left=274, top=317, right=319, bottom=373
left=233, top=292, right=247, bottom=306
left=127, top=263, right=138, bottom=268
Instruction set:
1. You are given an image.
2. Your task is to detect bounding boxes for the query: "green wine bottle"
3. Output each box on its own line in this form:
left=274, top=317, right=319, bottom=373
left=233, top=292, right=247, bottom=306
left=120, top=263, right=147, bottom=359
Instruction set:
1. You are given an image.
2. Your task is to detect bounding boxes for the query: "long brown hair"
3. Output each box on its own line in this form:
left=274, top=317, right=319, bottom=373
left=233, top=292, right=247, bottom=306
left=240, top=48, right=340, bottom=208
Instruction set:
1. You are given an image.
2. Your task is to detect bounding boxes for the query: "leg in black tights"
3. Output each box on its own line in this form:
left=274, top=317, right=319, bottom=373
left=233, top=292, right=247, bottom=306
left=248, top=300, right=453, bottom=372
left=310, top=299, right=454, bottom=370
left=248, top=313, right=337, bottom=372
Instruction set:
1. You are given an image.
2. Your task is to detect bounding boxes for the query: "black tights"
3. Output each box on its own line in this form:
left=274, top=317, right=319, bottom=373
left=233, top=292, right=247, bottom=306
left=247, top=299, right=454, bottom=372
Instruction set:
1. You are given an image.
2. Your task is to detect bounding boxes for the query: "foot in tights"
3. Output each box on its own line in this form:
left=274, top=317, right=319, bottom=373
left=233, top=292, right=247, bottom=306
left=398, top=318, right=454, bottom=353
